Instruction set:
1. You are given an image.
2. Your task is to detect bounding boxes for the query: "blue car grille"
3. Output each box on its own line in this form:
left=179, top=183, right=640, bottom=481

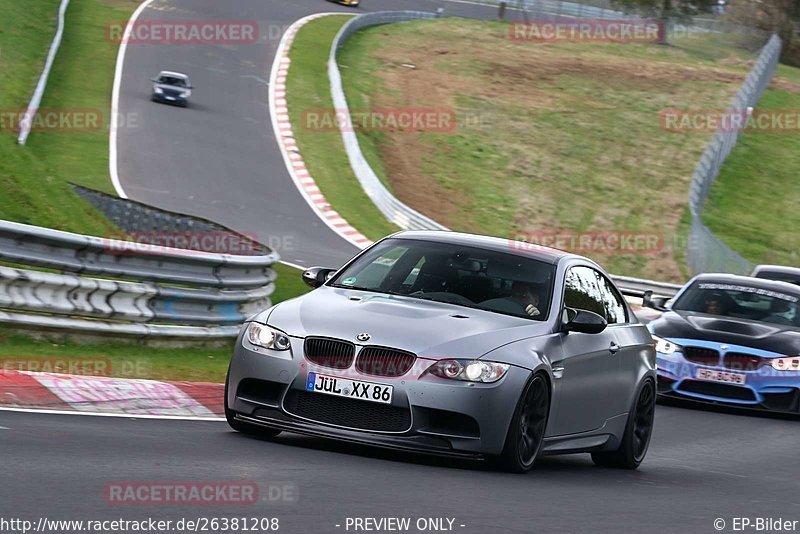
left=722, top=353, right=768, bottom=372
left=683, top=347, right=720, bottom=366
left=678, top=380, right=756, bottom=401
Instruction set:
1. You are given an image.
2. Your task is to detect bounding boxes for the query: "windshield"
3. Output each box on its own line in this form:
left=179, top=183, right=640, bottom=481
left=672, top=281, right=800, bottom=328
left=158, top=76, right=187, bottom=87
left=328, top=238, right=556, bottom=321
left=754, top=270, right=800, bottom=286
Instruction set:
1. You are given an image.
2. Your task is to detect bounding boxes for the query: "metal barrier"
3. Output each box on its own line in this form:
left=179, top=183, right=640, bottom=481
left=0, top=220, right=277, bottom=288
left=329, top=11, right=449, bottom=232
left=17, top=0, right=71, bottom=145
left=686, top=34, right=781, bottom=275
left=0, top=220, right=279, bottom=339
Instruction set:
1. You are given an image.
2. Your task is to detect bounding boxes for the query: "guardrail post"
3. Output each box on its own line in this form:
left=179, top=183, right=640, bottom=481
left=498, top=1, right=507, bottom=20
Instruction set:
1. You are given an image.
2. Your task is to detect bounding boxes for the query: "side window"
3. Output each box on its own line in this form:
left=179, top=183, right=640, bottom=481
left=564, top=267, right=606, bottom=318
left=564, top=266, right=628, bottom=324
left=595, top=272, right=628, bottom=324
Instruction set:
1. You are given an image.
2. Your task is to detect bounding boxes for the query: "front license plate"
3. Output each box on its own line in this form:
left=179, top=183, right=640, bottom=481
left=166, top=96, right=175, bottom=100
left=306, top=372, right=393, bottom=404
left=695, top=368, right=746, bottom=385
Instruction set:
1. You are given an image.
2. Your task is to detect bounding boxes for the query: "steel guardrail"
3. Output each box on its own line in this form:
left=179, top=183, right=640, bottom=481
left=329, top=11, right=449, bottom=232
left=0, top=220, right=278, bottom=289
left=17, top=0, right=71, bottom=145
left=0, top=219, right=279, bottom=339
left=685, top=34, right=781, bottom=275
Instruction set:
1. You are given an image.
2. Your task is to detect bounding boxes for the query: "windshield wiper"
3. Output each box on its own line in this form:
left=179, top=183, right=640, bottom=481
left=328, top=284, right=403, bottom=296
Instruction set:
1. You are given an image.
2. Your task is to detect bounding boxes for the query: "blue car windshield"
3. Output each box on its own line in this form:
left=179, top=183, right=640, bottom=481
left=328, top=238, right=556, bottom=321
left=672, top=281, right=800, bottom=328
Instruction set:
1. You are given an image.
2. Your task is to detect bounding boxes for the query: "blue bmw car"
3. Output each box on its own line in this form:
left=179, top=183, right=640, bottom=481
left=648, top=273, right=800, bottom=413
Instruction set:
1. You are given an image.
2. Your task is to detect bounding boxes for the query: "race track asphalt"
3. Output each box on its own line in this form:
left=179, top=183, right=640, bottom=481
left=2, top=403, right=799, bottom=533
left=114, top=0, right=520, bottom=267
left=9, top=2, right=798, bottom=532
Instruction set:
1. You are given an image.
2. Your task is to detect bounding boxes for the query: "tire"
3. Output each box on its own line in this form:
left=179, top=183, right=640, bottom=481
left=224, top=370, right=281, bottom=438
left=592, top=379, right=655, bottom=470
left=494, top=373, right=550, bottom=473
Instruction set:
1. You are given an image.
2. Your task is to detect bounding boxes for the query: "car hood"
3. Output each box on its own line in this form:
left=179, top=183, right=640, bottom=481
left=156, top=84, right=190, bottom=95
left=262, top=287, right=551, bottom=358
left=650, top=310, right=800, bottom=354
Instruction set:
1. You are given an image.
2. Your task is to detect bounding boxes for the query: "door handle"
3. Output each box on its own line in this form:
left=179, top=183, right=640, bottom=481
left=609, top=342, right=620, bottom=354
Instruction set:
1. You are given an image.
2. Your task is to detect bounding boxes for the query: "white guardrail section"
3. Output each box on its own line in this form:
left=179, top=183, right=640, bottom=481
left=329, top=11, right=448, bottom=231
left=328, top=11, right=692, bottom=299
left=0, top=220, right=279, bottom=339
left=17, top=0, right=71, bottom=145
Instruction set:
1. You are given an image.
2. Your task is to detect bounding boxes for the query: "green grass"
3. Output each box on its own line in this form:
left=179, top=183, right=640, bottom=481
left=286, top=15, right=400, bottom=241
left=0, top=0, right=132, bottom=233
left=0, top=326, right=231, bottom=382
left=272, top=262, right=311, bottom=304
left=326, top=18, right=760, bottom=281
left=702, top=65, right=800, bottom=266
left=0, top=0, right=311, bottom=381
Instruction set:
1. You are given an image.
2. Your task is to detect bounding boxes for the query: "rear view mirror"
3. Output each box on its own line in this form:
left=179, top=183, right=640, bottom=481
left=643, top=290, right=670, bottom=311
left=302, top=266, right=337, bottom=289
left=561, top=308, right=607, bottom=334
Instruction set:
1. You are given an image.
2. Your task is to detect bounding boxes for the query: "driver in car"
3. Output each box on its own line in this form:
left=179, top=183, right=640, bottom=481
left=510, top=281, right=541, bottom=317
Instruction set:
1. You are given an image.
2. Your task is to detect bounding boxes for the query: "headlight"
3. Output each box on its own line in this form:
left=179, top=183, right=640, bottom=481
left=652, top=335, right=681, bottom=355
left=246, top=323, right=291, bottom=351
left=770, top=356, right=800, bottom=371
left=426, top=359, right=509, bottom=383
left=154, top=87, right=163, bottom=94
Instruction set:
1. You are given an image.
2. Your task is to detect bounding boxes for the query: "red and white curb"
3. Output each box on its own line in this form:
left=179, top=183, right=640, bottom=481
left=0, top=370, right=223, bottom=418
left=269, top=13, right=373, bottom=250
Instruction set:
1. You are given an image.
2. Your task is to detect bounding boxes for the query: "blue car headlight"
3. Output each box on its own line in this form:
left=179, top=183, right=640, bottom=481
left=770, top=356, right=800, bottom=372
left=246, top=323, right=291, bottom=351
left=154, top=87, right=163, bottom=95
left=652, top=335, right=681, bottom=355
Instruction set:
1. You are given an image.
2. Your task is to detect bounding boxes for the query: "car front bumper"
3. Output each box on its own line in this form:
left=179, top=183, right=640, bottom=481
left=152, top=92, right=187, bottom=105
left=656, top=352, right=800, bottom=413
left=227, top=331, right=531, bottom=456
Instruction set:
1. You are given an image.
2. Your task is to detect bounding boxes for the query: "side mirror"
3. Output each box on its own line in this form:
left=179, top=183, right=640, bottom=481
left=643, top=290, right=670, bottom=311
left=186, top=85, right=194, bottom=90
left=302, top=266, right=336, bottom=289
left=561, top=308, right=607, bottom=334
left=150, top=78, right=158, bottom=83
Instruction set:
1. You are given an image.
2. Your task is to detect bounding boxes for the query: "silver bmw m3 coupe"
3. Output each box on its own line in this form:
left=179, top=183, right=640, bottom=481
left=226, top=231, right=656, bottom=472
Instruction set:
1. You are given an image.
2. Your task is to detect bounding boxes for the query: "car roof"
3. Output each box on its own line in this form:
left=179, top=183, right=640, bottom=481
left=689, top=273, right=800, bottom=295
left=158, top=71, right=188, bottom=79
left=752, top=264, right=800, bottom=275
left=390, top=230, right=583, bottom=266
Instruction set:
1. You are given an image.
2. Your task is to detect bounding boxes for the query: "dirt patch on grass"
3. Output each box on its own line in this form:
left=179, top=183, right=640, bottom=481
left=770, top=77, right=800, bottom=93
left=348, top=19, right=754, bottom=280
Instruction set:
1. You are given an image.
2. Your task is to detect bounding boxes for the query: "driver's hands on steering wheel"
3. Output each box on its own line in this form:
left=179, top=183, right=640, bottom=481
left=525, top=304, right=540, bottom=317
